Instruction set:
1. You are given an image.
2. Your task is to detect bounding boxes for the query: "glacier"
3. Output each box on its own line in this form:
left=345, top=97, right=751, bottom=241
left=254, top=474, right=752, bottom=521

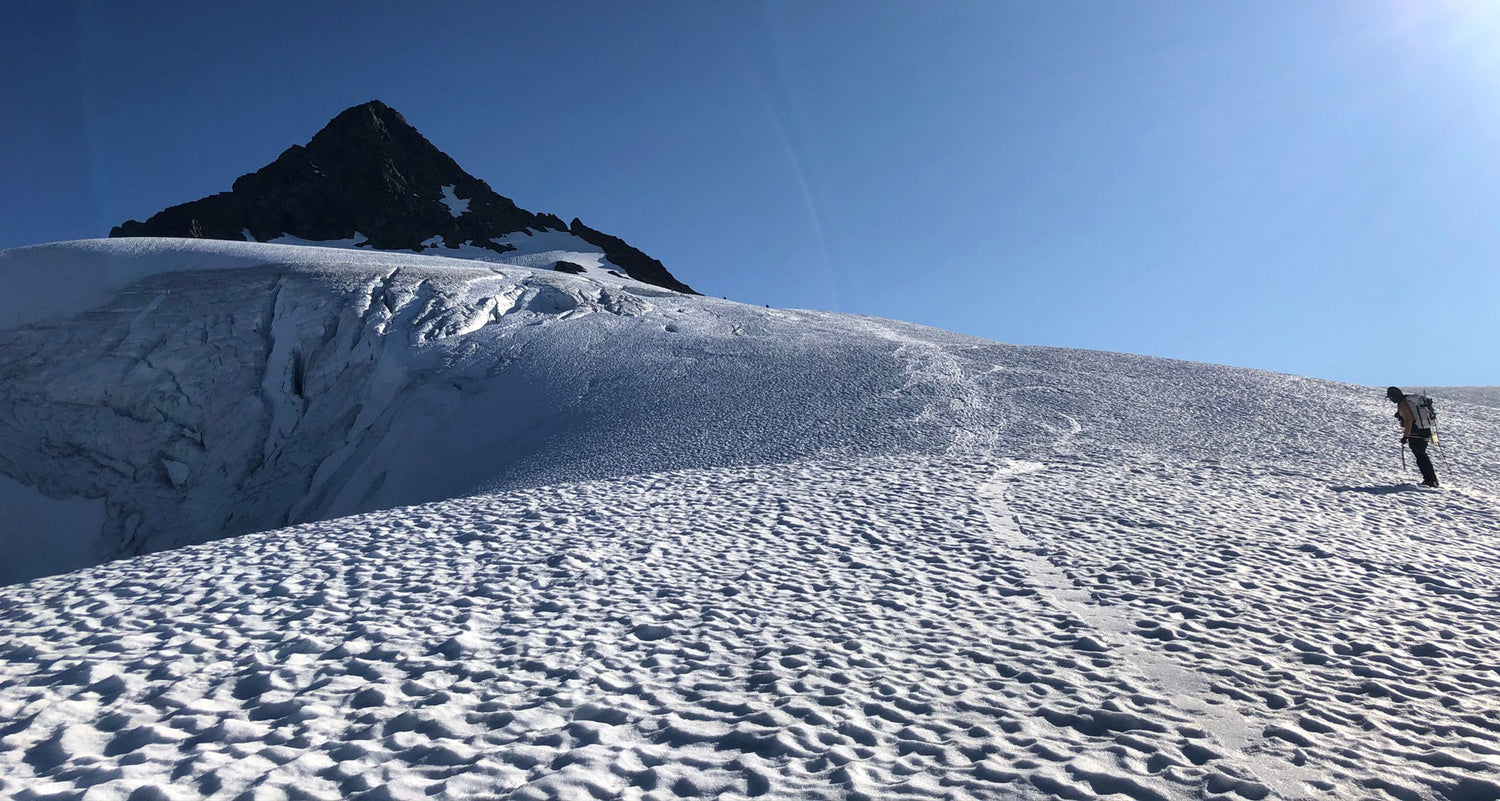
left=0, top=238, right=1497, bottom=800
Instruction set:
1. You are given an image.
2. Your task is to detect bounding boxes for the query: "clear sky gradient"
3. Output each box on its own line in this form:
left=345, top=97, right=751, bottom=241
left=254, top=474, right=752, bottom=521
left=3, top=1, right=1496, bottom=386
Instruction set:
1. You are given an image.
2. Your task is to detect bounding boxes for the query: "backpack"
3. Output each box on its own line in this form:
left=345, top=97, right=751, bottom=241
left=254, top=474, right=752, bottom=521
left=1407, top=393, right=1438, bottom=431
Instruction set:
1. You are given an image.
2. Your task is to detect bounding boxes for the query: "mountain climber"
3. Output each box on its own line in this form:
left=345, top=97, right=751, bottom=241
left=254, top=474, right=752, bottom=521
left=1387, top=386, right=1439, bottom=488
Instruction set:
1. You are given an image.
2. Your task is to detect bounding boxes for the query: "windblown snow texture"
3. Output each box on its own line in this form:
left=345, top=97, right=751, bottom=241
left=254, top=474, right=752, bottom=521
left=1, top=239, right=1498, bottom=800
left=108, top=100, right=695, bottom=294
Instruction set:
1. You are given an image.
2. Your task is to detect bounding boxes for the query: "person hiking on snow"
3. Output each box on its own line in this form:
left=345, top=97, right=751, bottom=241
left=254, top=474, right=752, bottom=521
left=1387, top=386, right=1439, bottom=488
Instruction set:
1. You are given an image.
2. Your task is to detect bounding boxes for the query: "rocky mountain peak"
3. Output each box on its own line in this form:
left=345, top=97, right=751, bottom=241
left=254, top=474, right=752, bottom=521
left=110, top=101, right=695, bottom=294
left=316, top=99, right=408, bottom=142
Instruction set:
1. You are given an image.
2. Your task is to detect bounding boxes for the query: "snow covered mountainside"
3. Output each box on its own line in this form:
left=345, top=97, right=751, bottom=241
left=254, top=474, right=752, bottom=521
left=1, top=238, right=1498, bottom=800
left=0, top=236, right=974, bottom=583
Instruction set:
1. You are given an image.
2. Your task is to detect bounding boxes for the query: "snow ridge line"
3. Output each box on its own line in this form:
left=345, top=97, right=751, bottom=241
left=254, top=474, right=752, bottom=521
left=977, top=460, right=1319, bottom=799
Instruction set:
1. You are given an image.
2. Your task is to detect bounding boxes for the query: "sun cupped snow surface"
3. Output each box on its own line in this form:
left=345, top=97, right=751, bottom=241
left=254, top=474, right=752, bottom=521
left=1, top=239, right=1499, bottom=800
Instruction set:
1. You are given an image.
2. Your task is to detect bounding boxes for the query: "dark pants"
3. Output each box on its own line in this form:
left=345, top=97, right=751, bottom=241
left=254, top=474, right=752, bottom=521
left=1409, top=428, right=1438, bottom=486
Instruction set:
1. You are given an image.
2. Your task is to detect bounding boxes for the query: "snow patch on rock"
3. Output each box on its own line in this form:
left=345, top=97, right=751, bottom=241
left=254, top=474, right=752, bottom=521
left=438, top=184, right=469, bottom=217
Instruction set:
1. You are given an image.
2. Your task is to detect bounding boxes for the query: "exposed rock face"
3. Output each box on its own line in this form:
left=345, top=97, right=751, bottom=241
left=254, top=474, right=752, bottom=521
left=111, top=101, right=695, bottom=293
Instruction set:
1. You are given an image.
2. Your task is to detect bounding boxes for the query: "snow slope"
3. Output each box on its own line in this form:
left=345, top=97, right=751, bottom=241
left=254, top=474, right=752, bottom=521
left=263, top=229, right=629, bottom=283
left=18, top=239, right=1489, bottom=586
left=1, top=238, right=988, bottom=583
left=1427, top=387, right=1500, bottom=411
left=1, top=239, right=1498, bottom=799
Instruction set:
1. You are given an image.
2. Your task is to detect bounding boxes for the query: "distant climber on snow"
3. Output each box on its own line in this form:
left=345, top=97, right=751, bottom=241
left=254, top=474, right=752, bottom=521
left=1387, top=386, right=1439, bottom=488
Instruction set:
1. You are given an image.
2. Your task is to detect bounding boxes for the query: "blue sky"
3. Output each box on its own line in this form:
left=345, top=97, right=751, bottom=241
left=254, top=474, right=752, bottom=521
left=2, top=1, right=1496, bottom=386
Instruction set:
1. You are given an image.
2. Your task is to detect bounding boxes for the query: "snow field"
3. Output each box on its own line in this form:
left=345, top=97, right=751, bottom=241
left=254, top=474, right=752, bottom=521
left=1, top=239, right=1499, bottom=799
left=0, top=455, right=1035, bottom=800
left=5, top=239, right=1495, bottom=588
left=3, top=446, right=1498, bottom=799
left=1003, top=458, right=1500, bottom=800
left=0, top=237, right=624, bottom=333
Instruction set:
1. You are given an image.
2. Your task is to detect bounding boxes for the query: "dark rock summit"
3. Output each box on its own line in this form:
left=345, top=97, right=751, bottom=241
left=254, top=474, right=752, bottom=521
left=111, top=100, right=695, bottom=294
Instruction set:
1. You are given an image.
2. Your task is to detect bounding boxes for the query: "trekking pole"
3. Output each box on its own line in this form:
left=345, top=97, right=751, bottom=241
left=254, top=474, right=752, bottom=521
left=1400, top=440, right=1407, bottom=473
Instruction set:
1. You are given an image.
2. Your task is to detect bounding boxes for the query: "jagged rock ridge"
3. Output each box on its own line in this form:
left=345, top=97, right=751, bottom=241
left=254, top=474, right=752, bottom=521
left=110, top=100, right=695, bottom=294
